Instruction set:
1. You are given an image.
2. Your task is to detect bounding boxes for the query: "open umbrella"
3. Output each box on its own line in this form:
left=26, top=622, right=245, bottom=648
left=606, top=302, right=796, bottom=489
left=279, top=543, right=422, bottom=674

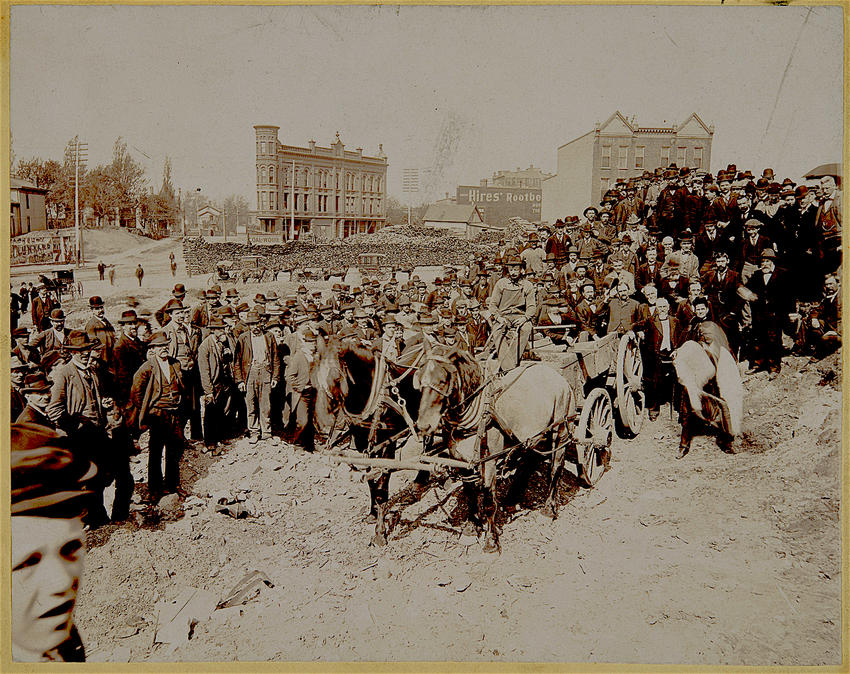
left=803, top=162, right=842, bottom=179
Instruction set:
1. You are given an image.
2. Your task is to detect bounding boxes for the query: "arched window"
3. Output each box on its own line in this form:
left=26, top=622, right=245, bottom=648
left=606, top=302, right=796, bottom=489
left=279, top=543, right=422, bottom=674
left=269, top=166, right=275, bottom=184
left=261, top=167, right=267, bottom=183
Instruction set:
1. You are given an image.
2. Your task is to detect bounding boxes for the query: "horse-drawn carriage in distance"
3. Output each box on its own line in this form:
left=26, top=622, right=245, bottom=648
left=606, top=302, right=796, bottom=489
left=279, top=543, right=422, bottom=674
left=212, top=255, right=278, bottom=284
left=38, top=267, right=82, bottom=302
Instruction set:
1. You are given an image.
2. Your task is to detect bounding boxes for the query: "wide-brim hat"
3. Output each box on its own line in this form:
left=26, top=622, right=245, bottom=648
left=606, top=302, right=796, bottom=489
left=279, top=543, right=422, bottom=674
left=235, top=302, right=250, bottom=313
left=64, top=330, right=100, bottom=351
left=217, top=305, right=236, bottom=317
left=745, top=218, right=763, bottom=229
left=564, top=215, right=580, bottom=225
left=581, top=279, right=596, bottom=290
left=207, top=317, right=227, bottom=330
left=760, top=248, right=777, bottom=260
left=148, top=332, right=170, bottom=347
left=22, top=372, right=52, bottom=393
left=49, top=308, right=65, bottom=321
left=225, top=288, right=239, bottom=298
left=12, top=327, right=29, bottom=338
left=505, top=256, right=523, bottom=267
left=293, top=313, right=311, bottom=325
left=243, top=312, right=262, bottom=325
left=625, top=213, right=641, bottom=226
left=10, top=355, right=30, bottom=370
left=118, top=310, right=138, bottom=324
left=172, top=284, right=187, bottom=297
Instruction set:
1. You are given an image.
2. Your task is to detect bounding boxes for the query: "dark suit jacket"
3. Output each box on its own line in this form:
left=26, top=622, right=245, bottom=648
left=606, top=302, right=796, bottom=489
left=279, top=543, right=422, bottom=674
left=746, top=269, right=792, bottom=321
left=234, top=332, right=280, bottom=384
left=111, top=335, right=145, bottom=403
left=30, top=327, right=71, bottom=358
left=129, top=357, right=184, bottom=430
left=17, top=404, right=56, bottom=427
left=31, top=296, right=57, bottom=332
left=85, top=316, right=116, bottom=365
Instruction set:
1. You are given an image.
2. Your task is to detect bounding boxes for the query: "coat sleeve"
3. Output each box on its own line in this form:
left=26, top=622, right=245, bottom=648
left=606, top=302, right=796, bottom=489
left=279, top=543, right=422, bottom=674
left=197, top=340, right=213, bottom=394
left=269, top=336, right=280, bottom=382
left=46, top=371, right=69, bottom=425
left=234, top=335, right=247, bottom=383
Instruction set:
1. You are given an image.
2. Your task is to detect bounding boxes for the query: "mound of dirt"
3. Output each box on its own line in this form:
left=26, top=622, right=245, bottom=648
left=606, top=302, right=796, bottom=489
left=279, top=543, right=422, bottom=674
left=75, top=351, right=842, bottom=665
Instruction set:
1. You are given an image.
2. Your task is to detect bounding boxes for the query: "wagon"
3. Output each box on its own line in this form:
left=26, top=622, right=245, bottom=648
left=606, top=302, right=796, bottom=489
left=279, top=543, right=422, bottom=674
left=326, top=330, right=644, bottom=491
left=39, top=268, right=81, bottom=302
left=535, top=331, right=645, bottom=486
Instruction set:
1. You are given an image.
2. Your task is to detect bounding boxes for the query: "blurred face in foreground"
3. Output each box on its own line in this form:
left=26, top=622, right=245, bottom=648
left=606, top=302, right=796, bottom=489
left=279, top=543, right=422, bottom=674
left=12, top=516, right=85, bottom=658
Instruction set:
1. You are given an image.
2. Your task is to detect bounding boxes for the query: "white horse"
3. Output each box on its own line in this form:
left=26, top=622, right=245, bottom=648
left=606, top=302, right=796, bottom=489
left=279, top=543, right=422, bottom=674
left=672, top=321, right=743, bottom=456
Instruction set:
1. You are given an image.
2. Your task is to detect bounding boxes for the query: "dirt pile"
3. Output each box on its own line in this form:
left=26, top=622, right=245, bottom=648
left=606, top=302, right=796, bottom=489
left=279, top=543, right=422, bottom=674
left=75, top=352, right=842, bottom=665
left=183, top=227, right=504, bottom=275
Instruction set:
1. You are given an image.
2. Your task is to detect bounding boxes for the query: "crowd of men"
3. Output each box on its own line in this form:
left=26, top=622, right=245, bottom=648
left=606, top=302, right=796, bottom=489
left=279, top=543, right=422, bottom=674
left=7, top=162, right=843, bottom=660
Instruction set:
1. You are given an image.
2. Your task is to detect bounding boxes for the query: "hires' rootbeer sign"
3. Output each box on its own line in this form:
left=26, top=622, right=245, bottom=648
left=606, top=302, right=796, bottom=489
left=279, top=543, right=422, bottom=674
left=456, top=185, right=541, bottom=227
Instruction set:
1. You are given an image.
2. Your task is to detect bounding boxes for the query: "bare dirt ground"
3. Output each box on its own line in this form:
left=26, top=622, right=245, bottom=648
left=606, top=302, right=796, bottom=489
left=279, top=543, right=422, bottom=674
left=53, top=232, right=843, bottom=666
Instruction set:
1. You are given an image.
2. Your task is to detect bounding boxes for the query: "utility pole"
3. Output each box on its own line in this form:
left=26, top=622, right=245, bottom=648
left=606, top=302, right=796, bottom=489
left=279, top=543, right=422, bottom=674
left=222, top=200, right=227, bottom=242
left=66, top=136, right=88, bottom=267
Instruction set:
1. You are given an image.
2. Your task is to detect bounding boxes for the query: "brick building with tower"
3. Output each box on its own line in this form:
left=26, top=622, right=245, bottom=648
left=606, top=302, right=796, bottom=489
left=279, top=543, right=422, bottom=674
left=252, top=126, right=388, bottom=240
left=542, top=111, right=713, bottom=223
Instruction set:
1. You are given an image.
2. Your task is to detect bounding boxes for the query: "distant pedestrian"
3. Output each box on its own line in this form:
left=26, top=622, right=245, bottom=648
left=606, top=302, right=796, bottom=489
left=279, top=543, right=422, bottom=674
left=170, top=260, right=177, bottom=277
left=135, top=264, right=144, bottom=287
left=97, top=262, right=105, bottom=281
left=108, top=266, right=115, bottom=286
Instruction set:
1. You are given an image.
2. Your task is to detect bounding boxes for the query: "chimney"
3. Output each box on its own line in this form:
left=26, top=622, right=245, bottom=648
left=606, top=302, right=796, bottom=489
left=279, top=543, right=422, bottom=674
left=308, top=139, right=316, bottom=152
left=480, top=179, right=488, bottom=187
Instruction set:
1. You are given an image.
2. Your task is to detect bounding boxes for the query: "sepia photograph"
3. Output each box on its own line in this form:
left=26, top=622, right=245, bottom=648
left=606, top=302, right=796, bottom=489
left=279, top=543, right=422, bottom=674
left=5, top=3, right=845, bottom=668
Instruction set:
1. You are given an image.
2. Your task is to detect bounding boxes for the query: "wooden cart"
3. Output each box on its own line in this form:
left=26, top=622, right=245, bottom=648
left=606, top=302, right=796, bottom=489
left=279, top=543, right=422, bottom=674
left=536, top=332, right=645, bottom=486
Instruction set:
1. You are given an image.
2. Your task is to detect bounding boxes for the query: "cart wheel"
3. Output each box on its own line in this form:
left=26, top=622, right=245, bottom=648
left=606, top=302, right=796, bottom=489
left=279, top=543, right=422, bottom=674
left=576, top=388, right=613, bottom=487
left=76, top=281, right=84, bottom=298
left=616, top=332, right=645, bottom=437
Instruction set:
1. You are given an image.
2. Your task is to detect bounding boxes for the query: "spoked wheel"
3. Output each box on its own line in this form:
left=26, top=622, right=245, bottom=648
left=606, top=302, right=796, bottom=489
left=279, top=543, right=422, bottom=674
left=576, top=388, right=613, bottom=487
left=616, top=332, right=645, bottom=437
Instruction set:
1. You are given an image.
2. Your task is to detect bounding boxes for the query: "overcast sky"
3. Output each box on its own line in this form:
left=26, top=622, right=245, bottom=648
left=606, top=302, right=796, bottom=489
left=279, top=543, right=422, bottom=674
left=10, top=5, right=843, bottom=204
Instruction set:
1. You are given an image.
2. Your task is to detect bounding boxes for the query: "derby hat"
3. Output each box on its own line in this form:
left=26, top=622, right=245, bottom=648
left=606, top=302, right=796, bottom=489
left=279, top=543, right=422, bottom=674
left=760, top=248, right=777, bottom=260
left=172, top=284, right=187, bottom=297
left=89, top=296, right=104, bottom=308
left=49, top=308, right=65, bottom=321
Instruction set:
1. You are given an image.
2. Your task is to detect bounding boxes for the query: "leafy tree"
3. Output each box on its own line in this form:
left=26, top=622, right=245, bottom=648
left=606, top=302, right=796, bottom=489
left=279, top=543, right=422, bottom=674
left=222, top=194, right=249, bottom=234
left=107, top=137, right=147, bottom=215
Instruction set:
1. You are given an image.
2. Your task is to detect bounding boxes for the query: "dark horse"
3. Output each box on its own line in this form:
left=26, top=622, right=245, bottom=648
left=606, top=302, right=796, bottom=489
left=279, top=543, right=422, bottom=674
left=414, top=343, right=576, bottom=552
left=312, top=335, right=425, bottom=546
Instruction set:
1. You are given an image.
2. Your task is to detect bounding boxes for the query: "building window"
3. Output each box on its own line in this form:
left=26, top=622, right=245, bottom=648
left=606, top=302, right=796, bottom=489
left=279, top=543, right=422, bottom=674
left=635, top=146, right=645, bottom=169
left=261, top=192, right=268, bottom=210
left=271, top=193, right=276, bottom=210
left=694, top=147, right=703, bottom=169
left=336, top=196, right=340, bottom=212
left=661, top=146, right=671, bottom=166
left=26, top=193, right=30, bottom=209
left=601, top=145, right=611, bottom=169
left=261, top=142, right=266, bottom=155
left=257, top=191, right=260, bottom=209
left=618, top=146, right=628, bottom=170
left=282, top=193, right=287, bottom=210
left=269, top=166, right=275, bottom=184
left=26, top=215, right=30, bottom=232
left=677, top=147, right=687, bottom=167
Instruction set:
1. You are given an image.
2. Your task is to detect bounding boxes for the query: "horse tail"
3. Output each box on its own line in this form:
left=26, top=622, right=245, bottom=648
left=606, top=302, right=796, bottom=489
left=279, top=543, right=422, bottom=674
left=715, top=348, right=743, bottom=437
